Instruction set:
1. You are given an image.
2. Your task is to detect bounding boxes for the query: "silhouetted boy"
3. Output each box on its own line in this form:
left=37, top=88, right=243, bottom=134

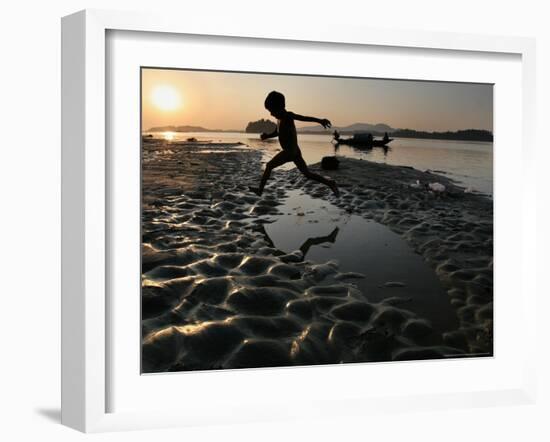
left=250, top=91, right=339, bottom=197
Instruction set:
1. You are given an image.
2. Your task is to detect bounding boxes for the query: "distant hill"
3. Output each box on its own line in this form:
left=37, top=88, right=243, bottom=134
left=299, top=122, right=396, bottom=134
left=245, top=119, right=277, bottom=133
left=391, top=128, right=493, bottom=142
left=302, top=123, right=492, bottom=141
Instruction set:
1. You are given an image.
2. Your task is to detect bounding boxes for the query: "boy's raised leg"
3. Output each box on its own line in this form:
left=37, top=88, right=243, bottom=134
left=294, top=156, right=340, bottom=196
left=250, top=150, right=292, bottom=196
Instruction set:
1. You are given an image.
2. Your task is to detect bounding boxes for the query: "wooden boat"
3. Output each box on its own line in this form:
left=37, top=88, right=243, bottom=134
left=333, top=131, right=393, bottom=148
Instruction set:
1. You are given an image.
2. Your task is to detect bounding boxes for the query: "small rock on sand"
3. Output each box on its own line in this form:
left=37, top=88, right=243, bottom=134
left=383, top=281, right=407, bottom=288
left=334, top=272, right=366, bottom=280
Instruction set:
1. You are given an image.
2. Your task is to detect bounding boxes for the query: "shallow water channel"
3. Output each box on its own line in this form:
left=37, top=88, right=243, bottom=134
left=263, top=190, right=459, bottom=333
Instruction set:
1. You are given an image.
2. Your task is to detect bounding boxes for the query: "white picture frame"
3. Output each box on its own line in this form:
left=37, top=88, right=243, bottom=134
left=61, top=9, right=537, bottom=433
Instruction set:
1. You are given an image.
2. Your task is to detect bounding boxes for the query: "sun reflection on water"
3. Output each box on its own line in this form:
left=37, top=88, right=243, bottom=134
left=163, top=131, right=176, bottom=141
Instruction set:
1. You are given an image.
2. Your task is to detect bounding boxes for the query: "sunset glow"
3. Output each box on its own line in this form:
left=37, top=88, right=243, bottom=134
left=142, top=68, right=493, bottom=133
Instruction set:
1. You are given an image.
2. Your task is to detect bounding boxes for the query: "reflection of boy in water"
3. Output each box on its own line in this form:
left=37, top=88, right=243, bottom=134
left=299, top=227, right=339, bottom=259
left=250, top=91, right=339, bottom=197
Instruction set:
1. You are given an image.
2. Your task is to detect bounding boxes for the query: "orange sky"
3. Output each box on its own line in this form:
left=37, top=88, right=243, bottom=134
left=141, top=68, right=493, bottom=132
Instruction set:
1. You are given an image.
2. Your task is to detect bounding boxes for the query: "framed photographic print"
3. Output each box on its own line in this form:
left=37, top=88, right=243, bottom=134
left=61, top=9, right=537, bottom=432
left=140, top=67, right=494, bottom=374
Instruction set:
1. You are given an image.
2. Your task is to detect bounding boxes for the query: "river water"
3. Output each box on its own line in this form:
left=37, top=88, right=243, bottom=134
left=144, top=131, right=493, bottom=195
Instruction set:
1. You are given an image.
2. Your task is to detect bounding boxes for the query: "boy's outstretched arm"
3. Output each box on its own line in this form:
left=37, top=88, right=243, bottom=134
left=288, top=112, right=331, bottom=128
left=260, top=129, right=278, bottom=140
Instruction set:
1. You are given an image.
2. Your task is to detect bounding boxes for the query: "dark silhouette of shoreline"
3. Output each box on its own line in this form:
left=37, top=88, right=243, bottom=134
left=245, top=118, right=277, bottom=134
left=146, top=122, right=493, bottom=142
left=389, top=128, right=493, bottom=142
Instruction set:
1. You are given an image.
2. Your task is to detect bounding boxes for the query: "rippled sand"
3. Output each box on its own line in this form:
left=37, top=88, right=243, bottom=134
left=141, top=138, right=492, bottom=373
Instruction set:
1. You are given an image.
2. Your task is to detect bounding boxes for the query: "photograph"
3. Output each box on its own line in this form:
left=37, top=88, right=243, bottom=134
left=140, top=68, right=494, bottom=373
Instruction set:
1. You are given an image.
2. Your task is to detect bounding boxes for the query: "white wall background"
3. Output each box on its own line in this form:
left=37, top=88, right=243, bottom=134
left=0, top=1, right=547, bottom=440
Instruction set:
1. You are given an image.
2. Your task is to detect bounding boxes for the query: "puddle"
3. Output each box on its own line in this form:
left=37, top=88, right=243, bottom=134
left=263, top=190, right=458, bottom=333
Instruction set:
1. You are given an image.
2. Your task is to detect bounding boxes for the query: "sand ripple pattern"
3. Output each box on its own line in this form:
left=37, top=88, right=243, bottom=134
left=141, top=139, right=484, bottom=373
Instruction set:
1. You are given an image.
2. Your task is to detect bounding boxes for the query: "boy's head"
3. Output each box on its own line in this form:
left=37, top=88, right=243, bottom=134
left=264, top=91, right=285, bottom=118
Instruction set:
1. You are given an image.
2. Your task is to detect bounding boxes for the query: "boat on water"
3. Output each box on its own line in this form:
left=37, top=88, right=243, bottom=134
left=333, top=130, right=393, bottom=148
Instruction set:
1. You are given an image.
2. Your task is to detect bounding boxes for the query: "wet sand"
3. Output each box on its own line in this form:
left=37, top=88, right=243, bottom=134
left=141, top=138, right=493, bottom=373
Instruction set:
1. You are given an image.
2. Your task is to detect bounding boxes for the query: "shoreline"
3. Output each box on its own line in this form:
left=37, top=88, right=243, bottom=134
left=144, top=132, right=494, bottom=196
left=144, top=130, right=494, bottom=144
left=141, top=139, right=493, bottom=372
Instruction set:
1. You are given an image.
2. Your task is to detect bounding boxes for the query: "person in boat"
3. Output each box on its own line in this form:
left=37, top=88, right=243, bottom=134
left=383, top=132, right=389, bottom=143
left=250, top=91, right=339, bottom=197
left=333, top=129, right=340, bottom=141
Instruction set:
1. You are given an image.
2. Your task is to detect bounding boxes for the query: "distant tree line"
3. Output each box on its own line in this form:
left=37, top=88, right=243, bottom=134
left=391, top=128, right=493, bottom=142
left=245, top=119, right=277, bottom=133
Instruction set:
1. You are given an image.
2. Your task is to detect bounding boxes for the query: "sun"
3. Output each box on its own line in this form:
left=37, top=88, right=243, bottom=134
left=151, top=85, right=182, bottom=111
